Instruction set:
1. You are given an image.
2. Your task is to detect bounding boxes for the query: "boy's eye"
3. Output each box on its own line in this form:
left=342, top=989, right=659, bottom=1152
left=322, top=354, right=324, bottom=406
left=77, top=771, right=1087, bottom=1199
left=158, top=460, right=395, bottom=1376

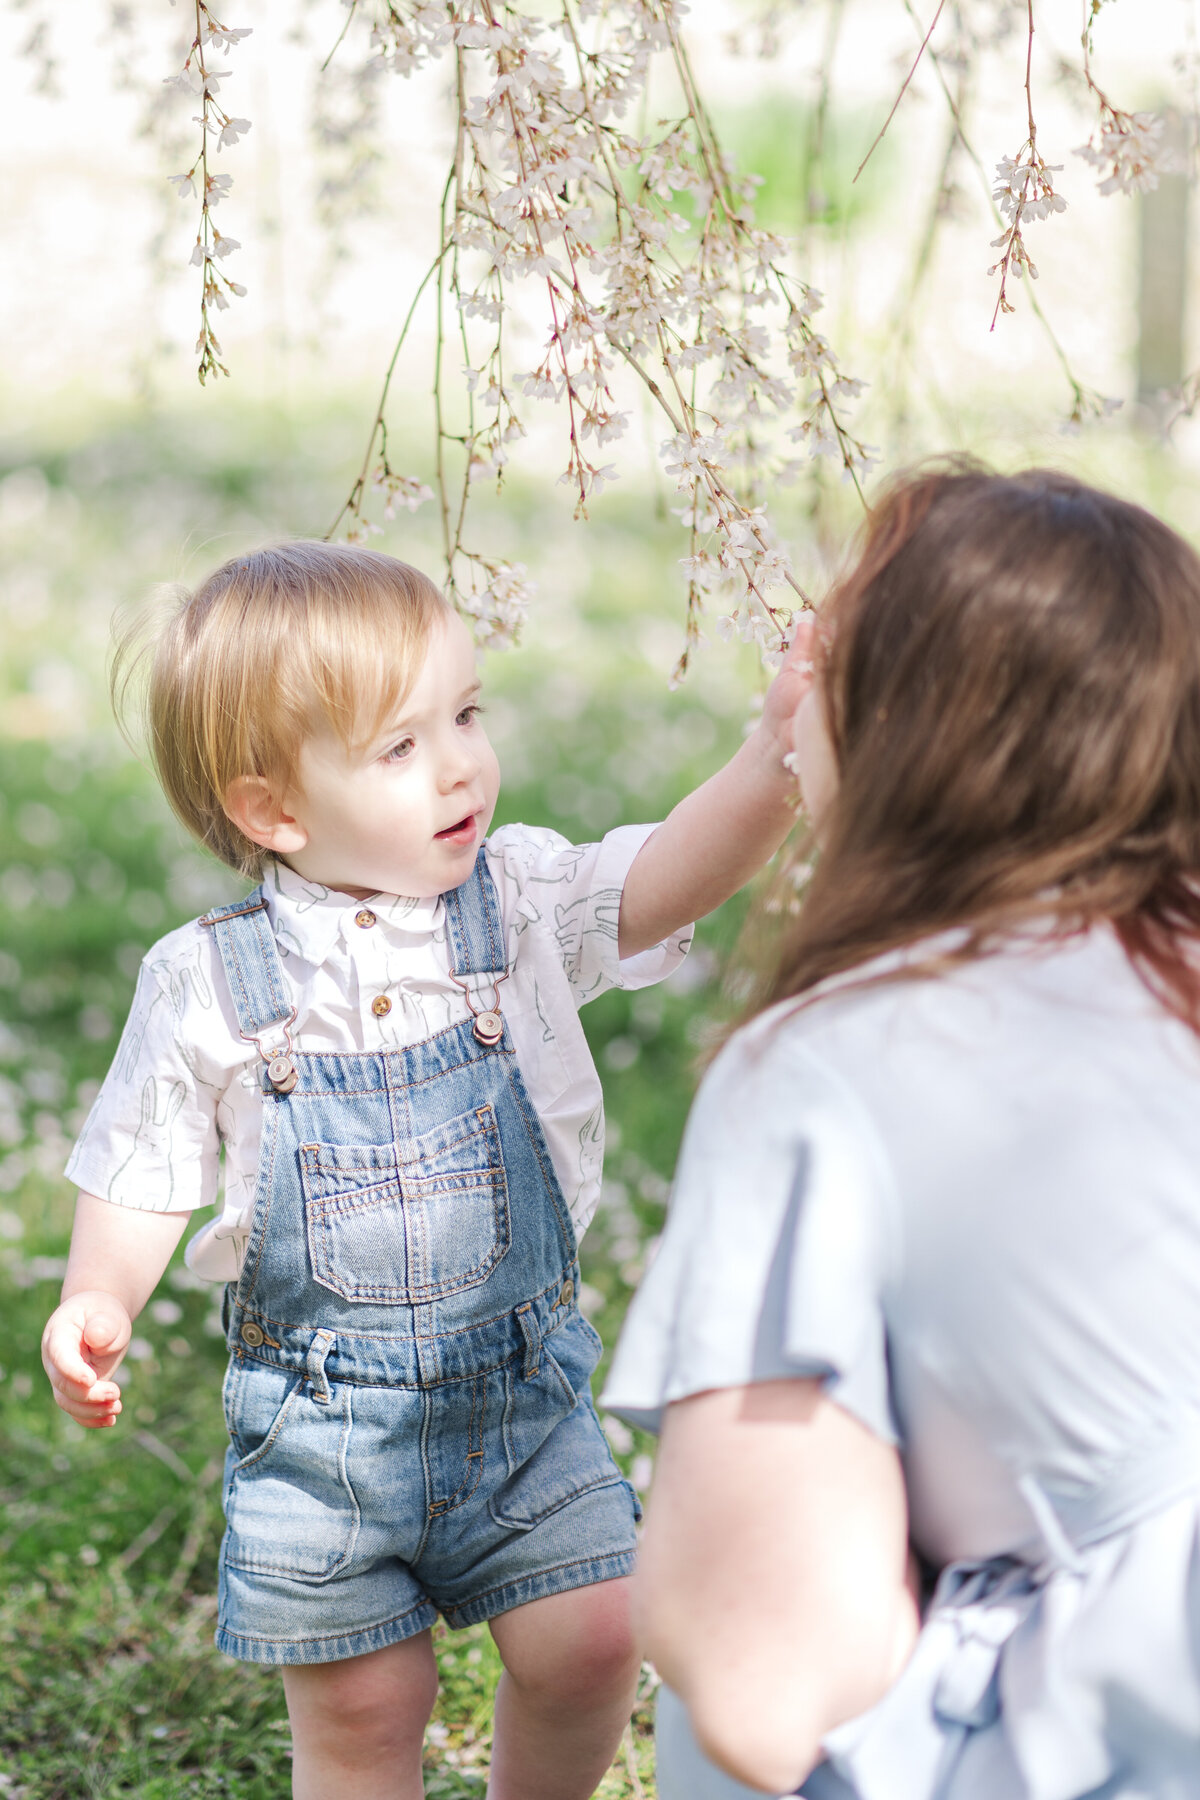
left=456, top=703, right=484, bottom=727
left=382, top=736, right=415, bottom=763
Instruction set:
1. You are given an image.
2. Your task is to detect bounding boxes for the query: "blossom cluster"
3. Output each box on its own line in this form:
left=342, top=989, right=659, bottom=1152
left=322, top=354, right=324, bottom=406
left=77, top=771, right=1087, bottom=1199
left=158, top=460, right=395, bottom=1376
left=1075, top=107, right=1177, bottom=198
left=164, top=4, right=252, bottom=384
left=328, top=0, right=876, bottom=663
left=140, top=0, right=1192, bottom=655
left=988, top=148, right=1067, bottom=321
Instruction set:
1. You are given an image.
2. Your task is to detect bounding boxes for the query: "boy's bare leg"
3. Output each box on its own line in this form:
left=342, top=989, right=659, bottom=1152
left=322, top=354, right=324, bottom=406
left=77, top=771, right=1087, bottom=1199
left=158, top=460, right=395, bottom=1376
left=283, top=1632, right=439, bottom=1800
left=486, top=1577, right=641, bottom=1800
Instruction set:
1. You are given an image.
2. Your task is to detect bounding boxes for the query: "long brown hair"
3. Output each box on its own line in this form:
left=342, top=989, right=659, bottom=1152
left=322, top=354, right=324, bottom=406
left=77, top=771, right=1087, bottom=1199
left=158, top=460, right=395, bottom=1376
left=760, top=463, right=1200, bottom=1031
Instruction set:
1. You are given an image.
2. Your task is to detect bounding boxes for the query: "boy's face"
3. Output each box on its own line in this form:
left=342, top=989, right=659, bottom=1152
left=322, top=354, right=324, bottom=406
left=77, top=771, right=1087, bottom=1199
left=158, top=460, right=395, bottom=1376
left=283, top=611, right=501, bottom=900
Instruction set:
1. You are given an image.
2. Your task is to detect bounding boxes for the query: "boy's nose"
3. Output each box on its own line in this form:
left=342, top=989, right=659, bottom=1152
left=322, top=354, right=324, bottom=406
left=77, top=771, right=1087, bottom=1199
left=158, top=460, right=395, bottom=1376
left=438, top=740, right=481, bottom=791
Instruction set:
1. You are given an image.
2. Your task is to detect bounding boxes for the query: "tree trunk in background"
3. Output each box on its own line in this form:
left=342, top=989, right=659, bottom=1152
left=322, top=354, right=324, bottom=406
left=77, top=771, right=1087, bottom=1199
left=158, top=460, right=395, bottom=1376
left=1138, top=111, right=1190, bottom=412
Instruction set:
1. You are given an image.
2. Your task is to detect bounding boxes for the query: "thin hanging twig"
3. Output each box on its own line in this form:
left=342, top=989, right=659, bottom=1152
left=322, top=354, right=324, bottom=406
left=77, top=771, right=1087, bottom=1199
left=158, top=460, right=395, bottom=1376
left=854, top=0, right=947, bottom=183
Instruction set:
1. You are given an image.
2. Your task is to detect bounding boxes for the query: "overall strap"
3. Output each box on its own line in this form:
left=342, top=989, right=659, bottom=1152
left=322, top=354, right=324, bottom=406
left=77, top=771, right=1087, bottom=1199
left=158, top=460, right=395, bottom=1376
left=441, top=845, right=507, bottom=978
left=199, top=890, right=294, bottom=1047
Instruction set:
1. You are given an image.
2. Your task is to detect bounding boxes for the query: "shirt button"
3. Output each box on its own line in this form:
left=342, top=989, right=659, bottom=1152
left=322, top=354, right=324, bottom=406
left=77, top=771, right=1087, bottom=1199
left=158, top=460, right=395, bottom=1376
left=371, top=995, right=392, bottom=1017
left=558, top=1279, right=575, bottom=1307
left=240, top=1321, right=265, bottom=1348
left=355, top=909, right=377, bottom=929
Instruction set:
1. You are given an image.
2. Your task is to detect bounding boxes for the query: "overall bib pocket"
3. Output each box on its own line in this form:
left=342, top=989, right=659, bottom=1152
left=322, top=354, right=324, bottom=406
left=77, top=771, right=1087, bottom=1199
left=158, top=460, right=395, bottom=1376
left=299, top=1104, right=511, bottom=1305
left=222, top=1357, right=361, bottom=1580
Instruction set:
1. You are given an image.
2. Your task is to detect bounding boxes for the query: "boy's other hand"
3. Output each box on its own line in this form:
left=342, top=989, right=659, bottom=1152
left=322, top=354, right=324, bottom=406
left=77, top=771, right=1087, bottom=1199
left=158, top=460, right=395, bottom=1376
left=758, top=613, right=819, bottom=762
left=41, top=1291, right=133, bottom=1428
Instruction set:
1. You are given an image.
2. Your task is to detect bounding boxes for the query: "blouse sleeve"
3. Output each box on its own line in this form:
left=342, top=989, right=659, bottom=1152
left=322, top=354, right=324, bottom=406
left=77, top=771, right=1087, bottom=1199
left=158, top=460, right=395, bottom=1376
left=602, top=1013, right=899, bottom=1445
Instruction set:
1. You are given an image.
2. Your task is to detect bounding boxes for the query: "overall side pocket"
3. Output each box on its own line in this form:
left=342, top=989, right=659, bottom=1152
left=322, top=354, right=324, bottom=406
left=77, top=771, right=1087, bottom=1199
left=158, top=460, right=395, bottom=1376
left=222, top=1357, right=361, bottom=1581
left=489, top=1311, right=623, bottom=1530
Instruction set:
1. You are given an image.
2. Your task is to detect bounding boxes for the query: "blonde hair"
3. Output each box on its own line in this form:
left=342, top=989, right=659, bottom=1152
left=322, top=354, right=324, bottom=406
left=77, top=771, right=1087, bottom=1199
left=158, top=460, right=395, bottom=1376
left=114, top=542, right=449, bottom=878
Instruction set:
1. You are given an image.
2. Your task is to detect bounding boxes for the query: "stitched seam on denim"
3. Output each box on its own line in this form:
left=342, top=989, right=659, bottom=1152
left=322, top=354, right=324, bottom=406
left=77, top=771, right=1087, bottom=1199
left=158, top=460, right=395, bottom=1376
left=224, top=1387, right=359, bottom=1579
left=227, top=1373, right=304, bottom=1475
left=306, top=1175, right=498, bottom=1208
left=221, top=904, right=275, bottom=1038
left=430, top=1374, right=486, bottom=1516
left=500, top=1362, right=517, bottom=1472
left=234, top=1273, right=568, bottom=1348
left=216, top=1595, right=435, bottom=1647
left=311, top=1273, right=506, bottom=1304
left=478, top=852, right=504, bottom=974
left=309, top=1174, right=498, bottom=1201
left=248, top=904, right=291, bottom=1023
left=444, top=848, right=505, bottom=979
left=277, top=1048, right=516, bottom=1099
left=541, top=1343, right=576, bottom=1409
left=503, top=1056, right=576, bottom=1260
left=217, top=916, right=257, bottom=1040
left=303, top=1121, right=497, bottom=1171
left=236, top=1089, right=278, bottom=1311
left=492, top=1467, right=623, bottom=1530
left=335, top=1383, right=362, bottom=1563
left=309, top=1239, right=510, bottom=1305
left=413, top=1385, right=435, bottom=1562
left=437, top=1548, right=636, bottom=1621
left=231, top=1320, right=568, bottom=1386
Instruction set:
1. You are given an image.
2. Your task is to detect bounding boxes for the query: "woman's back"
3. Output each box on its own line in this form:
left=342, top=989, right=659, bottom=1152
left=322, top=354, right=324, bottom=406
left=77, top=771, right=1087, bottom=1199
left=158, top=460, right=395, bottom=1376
left=804, top=927, right=1200, bottom=1563
left=610, top=466, right=1200, bottom=1800
left=609, top=930, right=1200, bottom=1796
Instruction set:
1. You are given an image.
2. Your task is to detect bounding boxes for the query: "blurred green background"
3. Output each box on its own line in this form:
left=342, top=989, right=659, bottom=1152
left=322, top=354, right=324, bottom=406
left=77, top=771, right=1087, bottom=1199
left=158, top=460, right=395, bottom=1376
left=4, top=0, right=1200, bottom=1787
left=4, top=394, right=1199, bottom=1797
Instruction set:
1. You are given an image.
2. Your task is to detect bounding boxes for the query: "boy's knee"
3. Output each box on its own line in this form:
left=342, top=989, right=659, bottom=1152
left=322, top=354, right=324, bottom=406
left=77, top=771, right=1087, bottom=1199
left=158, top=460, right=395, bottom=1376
left=286, top=1639, right=438, bottom=1752
left=510, top=1601, right=640, bottom=1710
left=573, top=1611, right=641, bottom=1701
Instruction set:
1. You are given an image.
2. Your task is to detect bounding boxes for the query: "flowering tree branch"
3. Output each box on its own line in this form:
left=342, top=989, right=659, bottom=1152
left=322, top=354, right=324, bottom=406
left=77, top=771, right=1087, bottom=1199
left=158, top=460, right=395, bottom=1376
left=164, top=3, right=251, bottom=383
left=25, top=0, right=1185, bottom=666
left=319, top=0, right=883, bottom=678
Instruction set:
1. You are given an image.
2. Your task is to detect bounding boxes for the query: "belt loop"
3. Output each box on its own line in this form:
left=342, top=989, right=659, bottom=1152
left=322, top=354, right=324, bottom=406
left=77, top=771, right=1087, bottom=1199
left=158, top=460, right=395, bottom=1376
left=515, top=1303, right=542, bottom=1380
left=306, top=1329, right=336, bottom=1404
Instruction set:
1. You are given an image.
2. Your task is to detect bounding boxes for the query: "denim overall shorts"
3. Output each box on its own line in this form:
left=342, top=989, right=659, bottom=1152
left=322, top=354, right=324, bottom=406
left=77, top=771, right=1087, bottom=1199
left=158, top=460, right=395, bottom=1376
left=202, top=850, right=638, bottom=1666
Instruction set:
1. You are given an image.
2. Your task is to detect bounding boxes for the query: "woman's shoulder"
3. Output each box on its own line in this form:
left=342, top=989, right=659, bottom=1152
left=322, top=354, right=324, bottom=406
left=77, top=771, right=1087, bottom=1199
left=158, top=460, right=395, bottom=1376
left=741, top=925, right=1184, bottom=1072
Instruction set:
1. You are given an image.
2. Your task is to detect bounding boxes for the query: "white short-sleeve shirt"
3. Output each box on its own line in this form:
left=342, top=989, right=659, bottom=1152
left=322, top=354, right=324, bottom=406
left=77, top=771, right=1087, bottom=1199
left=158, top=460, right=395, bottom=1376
left=66, top=823, right=691, bottom=1279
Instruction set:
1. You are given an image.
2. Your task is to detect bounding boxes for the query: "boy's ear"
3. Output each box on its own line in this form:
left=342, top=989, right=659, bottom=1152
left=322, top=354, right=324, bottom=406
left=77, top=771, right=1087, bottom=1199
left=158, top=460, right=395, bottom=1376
left=223, top=776, right=309, bottom=856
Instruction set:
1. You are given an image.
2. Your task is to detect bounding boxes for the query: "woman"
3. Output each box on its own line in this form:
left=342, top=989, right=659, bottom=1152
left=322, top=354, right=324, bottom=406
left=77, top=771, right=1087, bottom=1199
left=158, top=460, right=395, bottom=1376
left=606, top=465, right=1200, bottom=1799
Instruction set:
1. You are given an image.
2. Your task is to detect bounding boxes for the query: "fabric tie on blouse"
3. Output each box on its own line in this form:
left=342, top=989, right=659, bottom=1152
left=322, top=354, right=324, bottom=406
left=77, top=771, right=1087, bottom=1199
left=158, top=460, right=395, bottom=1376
left=819, top=1414, right=1200, bottom=1800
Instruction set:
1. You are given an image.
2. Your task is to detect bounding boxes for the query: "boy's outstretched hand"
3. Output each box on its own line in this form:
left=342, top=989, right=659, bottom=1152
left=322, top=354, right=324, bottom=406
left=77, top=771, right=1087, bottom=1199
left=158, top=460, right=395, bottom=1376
left=42, top=1291, right=132, bottom=1428
left=618, top=611, right=820, bottom=960
left=758, top=614, right=819, bottom=761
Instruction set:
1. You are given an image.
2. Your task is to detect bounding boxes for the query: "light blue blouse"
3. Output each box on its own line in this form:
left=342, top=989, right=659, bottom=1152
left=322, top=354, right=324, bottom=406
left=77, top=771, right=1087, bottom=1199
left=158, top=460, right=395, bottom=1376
left=605, top=927, right=1200, bottom=1800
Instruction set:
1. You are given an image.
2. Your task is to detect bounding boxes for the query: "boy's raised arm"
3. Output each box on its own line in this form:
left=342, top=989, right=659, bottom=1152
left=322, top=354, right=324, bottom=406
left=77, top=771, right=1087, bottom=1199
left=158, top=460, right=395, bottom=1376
left=41, top=1191, right=189, bottom=1429
left=617, top=622, right=815, bottom=961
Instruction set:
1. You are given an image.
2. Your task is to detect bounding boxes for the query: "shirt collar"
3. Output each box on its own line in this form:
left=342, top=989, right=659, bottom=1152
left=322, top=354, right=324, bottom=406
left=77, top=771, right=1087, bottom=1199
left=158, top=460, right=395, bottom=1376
left=262, top=859, right=443, bottom=967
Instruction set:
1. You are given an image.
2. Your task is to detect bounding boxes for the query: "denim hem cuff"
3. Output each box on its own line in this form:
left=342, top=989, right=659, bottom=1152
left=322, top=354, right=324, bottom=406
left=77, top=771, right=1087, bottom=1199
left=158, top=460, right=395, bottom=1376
left=214, top=1596, right=439, bottom=1666
left=439, top=1547, right=636, bottom=1629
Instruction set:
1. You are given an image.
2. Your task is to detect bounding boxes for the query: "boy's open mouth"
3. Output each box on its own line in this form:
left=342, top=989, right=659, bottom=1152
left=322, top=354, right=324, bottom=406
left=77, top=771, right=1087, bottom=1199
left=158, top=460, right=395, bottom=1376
left=436, top=814, right=477, bottom=842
